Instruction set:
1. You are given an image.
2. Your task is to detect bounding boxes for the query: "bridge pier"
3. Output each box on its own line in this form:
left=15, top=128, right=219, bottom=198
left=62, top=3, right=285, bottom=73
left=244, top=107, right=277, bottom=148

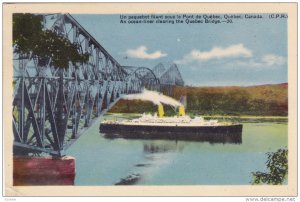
left=13, top=156, right=75, bottom=186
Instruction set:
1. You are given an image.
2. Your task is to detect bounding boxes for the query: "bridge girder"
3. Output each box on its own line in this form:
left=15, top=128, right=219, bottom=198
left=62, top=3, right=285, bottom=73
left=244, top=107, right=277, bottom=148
left=12, top=14, right=158, bottom=156
left=124, top=66, right=160, bottom=93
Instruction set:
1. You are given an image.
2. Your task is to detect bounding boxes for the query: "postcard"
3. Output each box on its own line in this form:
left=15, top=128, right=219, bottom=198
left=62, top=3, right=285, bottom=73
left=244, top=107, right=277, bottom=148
left=3, top=3, right=297, bottom=197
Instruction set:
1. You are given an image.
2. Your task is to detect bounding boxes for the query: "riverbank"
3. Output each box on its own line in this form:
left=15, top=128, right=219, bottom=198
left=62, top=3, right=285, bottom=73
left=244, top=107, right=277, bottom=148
left=202, top=115, right=288, bottom=119
left=105, top=112, right=288, bottom=120
left=109, top=83, right=288, bottom=116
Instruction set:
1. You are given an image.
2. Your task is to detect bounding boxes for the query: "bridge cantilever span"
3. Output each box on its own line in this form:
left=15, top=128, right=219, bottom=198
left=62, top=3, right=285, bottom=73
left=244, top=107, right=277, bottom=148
left=123, top=66, right=160, bottom=92
left=12, top=14, right=157, bottom=156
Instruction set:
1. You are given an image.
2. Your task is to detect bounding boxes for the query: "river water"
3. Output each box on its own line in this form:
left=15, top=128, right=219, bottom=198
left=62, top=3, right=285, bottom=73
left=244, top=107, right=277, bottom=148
left=66, top=114, right=287, bottom=185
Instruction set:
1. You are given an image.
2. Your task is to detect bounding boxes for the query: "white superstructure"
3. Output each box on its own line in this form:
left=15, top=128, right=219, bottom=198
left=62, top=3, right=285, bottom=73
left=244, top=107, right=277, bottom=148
left=102, top=113, right=230, bottom=127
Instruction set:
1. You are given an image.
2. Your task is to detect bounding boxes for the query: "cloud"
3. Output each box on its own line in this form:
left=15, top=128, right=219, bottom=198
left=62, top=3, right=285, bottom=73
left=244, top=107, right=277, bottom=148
left=261, top=54, right=285, bottom=66
left=175, top=43, right=252, bottom=64
left=236, top=54, right=286, bottom=68
left=125, top=46, right=167, bottom=59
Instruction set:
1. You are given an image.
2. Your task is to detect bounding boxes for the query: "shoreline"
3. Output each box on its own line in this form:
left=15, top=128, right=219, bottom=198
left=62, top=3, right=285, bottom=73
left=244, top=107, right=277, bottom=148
left=202, top=115, right=288, bottom=119
left=105, top=112, right=288, bottom=119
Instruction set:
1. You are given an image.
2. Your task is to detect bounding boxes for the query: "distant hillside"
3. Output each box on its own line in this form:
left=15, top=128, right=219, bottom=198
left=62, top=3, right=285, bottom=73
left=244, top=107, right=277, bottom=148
left=110, top=83, right=288, bottom=116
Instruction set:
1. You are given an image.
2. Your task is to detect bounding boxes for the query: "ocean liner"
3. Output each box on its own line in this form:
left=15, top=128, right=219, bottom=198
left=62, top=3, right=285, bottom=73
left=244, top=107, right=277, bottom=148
left=100, top=105, right=243, bottom=143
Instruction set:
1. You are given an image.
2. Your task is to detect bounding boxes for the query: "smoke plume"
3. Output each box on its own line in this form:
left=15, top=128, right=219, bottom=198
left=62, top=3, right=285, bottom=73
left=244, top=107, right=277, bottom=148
left=122, top=89, right=183, bottom=107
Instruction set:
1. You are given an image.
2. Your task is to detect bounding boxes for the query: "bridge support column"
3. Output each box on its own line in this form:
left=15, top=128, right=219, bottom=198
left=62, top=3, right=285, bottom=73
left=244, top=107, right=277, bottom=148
left=13, top=156, right=75, bottom=185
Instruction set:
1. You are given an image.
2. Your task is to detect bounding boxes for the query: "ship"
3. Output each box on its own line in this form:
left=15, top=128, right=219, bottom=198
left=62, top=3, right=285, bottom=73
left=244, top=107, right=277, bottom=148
left=100, top=105, right=243, bottom=143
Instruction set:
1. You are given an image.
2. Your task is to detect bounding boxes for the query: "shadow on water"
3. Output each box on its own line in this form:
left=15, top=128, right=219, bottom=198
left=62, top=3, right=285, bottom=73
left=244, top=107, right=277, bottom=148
left=113, top=133, right=242, bottom=185
left=143, top=142, right=183, bottom=153
left=115, top=141, right=180, bottom=185
left=115, top=173, right=141, bottom=185
left=114, top=141, right=181, bottom=185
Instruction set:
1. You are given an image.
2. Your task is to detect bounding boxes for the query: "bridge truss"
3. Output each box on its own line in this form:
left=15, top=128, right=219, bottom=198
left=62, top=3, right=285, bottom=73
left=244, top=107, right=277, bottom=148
left=12, top=14, right=159, bottom=156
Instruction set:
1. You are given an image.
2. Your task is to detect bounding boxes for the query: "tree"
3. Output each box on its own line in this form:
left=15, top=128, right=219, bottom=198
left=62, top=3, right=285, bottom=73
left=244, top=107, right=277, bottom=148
left=13, top=13, right=89, bottom=68
left=252, top=148, right=288, bottom=185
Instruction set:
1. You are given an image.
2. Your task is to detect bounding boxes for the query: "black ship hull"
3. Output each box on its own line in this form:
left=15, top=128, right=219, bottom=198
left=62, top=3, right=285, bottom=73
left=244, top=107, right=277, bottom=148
left=99, top=123, right=243, bottom=143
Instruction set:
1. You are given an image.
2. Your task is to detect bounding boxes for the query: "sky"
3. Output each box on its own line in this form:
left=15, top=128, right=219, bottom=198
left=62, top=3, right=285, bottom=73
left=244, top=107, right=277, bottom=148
left=73, top=14, right=287, bottom=87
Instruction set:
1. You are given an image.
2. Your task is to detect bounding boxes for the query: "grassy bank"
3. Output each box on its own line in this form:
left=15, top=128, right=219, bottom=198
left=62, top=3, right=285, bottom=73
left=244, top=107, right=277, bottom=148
left=109, top=83, right=288, bottom=116
left=106, top=112, right=287, bottom=119
left=202, top=115, right=287, bottom=119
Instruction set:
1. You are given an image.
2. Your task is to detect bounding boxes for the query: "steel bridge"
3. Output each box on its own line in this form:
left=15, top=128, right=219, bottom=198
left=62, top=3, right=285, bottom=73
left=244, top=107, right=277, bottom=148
left=12, top=14, right=160, bottom=156
left=152, top=62, right=184, bottom=96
